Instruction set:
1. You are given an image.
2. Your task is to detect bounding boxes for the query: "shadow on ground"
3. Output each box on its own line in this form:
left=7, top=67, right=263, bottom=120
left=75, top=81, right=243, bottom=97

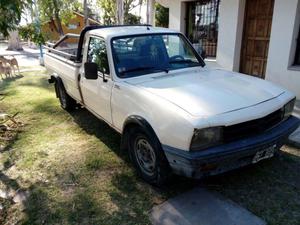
left=0, top=75, right=24, bottom=89
left=69, top=108, right=124, bottom=162
left=64, top=108, right=300, bottom=224
left=21, top=108, right=300, bottom=224
left=203, top=148, right=300, bottom=225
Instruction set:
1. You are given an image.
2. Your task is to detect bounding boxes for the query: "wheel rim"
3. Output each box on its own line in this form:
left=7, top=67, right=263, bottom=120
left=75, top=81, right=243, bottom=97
left=134, top=137, right=156, bottom=176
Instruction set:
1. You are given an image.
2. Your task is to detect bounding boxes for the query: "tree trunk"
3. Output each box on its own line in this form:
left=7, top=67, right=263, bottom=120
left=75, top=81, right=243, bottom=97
left=50, top=17, right=59, bottom=34
left=83, top=0, right=89, bottom=26
left=7, top=31, right=23, bottom=51
left=53, top=0, right=64, bottom=36
left=116, top=0, right=124, bottom=25
left=146, top=0, right=155, bottom=26
left=54, top=12, right=64, bottom=36
left=139, top=0, right=142, bottom=17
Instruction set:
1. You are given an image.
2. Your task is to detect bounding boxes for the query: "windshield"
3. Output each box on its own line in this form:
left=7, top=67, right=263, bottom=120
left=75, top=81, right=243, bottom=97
left=111, top=34, right=204, bottom=78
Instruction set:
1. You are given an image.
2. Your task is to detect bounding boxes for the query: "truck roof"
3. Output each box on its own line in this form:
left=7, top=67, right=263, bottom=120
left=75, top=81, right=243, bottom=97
left=88, top=26, right=178, bottom=39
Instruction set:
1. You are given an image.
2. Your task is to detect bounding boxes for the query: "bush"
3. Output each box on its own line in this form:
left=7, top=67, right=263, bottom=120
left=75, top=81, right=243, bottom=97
left=155, top=3, right=169, bottom=28
left=124, top=13, right=141, bottom=25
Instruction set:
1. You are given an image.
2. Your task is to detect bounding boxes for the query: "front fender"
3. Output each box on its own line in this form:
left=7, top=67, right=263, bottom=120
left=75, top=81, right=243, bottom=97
left=121, top=115, right=160, bottom=151
left=123, top=115, right=156, bottom=134
left=111, top=82, right=197, bottom=151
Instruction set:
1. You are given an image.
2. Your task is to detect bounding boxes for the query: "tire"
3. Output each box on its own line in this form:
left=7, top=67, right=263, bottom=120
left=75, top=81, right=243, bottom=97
left=56, top=81, right=77, bottom=111
left=128, top=126, right=171, bottom=186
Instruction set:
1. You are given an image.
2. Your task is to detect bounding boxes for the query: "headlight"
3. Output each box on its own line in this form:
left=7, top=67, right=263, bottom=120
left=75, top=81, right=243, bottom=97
left=284, top=98, right=296, bottom=119
left=190, top=127, right=223, bottom=151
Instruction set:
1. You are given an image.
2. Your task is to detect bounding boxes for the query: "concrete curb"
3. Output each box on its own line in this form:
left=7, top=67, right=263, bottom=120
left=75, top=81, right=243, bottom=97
left=150, top=188, right=266, bottom=225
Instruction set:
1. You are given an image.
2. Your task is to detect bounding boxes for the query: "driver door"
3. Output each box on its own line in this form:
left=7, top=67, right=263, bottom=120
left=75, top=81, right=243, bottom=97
left=80, top=36, right=113, bottom=124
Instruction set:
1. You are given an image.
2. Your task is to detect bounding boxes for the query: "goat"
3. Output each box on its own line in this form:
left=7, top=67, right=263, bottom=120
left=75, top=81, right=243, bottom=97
left=0, top=56, right=20, bottom=76
left=0, top=61, right=12, bottom=79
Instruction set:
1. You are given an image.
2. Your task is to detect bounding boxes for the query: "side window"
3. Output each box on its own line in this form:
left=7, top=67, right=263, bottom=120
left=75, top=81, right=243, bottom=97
left=87, top=37, right=110, bottom=74
left=294, top=25, right=300, bottom=66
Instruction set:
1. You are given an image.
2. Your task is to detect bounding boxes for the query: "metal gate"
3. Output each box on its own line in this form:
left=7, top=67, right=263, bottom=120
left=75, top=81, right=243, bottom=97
left=186, top=0, right=220, bottom=58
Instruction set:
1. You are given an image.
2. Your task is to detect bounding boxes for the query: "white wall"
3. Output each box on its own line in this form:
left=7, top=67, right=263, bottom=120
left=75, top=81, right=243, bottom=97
left=266, top=0, right=300, bottom=99
left=167, top=0, right=184, bottom=32
left=216, top=0, right=245, bottom=71
left=157, top=0, right=194, bottom=32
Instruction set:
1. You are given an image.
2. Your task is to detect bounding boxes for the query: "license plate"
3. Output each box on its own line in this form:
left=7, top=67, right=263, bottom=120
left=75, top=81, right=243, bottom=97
left=252, top=145, right=276, bottom=164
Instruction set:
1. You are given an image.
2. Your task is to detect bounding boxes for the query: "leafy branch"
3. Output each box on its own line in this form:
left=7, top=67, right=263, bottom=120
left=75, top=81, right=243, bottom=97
left=18, top=24, right=45, bottom=45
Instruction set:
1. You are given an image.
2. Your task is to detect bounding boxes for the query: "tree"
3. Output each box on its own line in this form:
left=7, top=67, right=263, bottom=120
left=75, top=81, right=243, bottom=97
left=19, top=23, right=45, bottom=45
left=0, top=0, right=33, bottom=50
left=123, top=0, right=143, bottom=24
left=98, top=0, right=116, bottom=24
left=0, top=0, right=31, bottom=37
left=97, top=0, right=143, bottom=25
left=7, top=31, right=23, bottom=50
left=155, top=3, right=169, bottom=28
left=38, top=0, right=81, bottom=36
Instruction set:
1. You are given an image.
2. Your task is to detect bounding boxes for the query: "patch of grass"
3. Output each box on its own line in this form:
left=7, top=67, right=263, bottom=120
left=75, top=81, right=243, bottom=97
left=0, top=69, right=300, bottom=225
left=0, top=70, right=167, bottom=224
left=85, top=151, right=108, bottom=170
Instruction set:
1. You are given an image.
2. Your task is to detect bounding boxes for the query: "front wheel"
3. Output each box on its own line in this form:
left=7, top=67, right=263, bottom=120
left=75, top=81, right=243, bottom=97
left=128, top=127, right=171, bottom=186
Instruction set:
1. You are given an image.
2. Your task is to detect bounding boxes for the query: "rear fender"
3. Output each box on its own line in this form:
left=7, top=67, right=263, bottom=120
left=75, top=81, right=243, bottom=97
left=48, top=75, right=63, bottom=98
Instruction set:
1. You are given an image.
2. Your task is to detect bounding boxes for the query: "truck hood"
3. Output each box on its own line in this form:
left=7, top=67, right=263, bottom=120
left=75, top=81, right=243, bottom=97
left=127, top=69, right=285, bottom=117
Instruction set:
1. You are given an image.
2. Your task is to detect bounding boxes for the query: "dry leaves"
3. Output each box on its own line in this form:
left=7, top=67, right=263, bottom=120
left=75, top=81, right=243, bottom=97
left=0, top=112, right=24, bottom=148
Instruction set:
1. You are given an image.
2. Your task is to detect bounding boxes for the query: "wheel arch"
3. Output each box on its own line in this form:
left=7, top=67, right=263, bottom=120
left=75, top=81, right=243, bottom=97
left=121, top=115, right=161, bottom=151
left=48, top=74, right=64, bottom=98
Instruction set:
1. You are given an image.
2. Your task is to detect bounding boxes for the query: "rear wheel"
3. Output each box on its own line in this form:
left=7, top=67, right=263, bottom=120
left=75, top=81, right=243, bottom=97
left=56, top=81, right=76, bottom=111
left=128, top=127, right=171, bottom=186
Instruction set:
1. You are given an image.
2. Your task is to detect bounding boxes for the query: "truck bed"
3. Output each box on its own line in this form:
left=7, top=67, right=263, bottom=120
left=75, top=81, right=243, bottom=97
left=44, top=33, right=82, bottom=103
left=44, top=33, right=80, bottom=61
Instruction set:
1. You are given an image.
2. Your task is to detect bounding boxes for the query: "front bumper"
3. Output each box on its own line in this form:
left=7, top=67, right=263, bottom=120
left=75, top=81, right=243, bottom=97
left=163, top=116, right=300, bottom=178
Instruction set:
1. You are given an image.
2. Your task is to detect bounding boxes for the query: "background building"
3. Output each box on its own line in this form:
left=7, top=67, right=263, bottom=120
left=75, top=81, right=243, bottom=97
left=157, top=0, right=300, bottom=99
left=42, top=11, right=100, bottom=42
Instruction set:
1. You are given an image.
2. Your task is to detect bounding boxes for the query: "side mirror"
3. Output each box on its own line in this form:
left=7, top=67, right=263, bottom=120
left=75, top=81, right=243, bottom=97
left=84, top=62, right=98, bottom=80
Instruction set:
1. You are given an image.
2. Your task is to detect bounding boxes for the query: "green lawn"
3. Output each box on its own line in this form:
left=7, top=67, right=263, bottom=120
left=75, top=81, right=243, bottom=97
left=0, top=69, right=300, bottom=225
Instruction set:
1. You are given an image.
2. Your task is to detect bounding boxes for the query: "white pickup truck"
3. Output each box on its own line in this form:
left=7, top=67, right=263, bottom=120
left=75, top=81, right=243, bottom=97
left=45, top=25, right=300, bottom=185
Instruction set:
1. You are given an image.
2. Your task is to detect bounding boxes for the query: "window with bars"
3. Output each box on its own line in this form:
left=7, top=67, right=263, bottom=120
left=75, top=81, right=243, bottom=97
left=186, top=0, right=221, bottom=58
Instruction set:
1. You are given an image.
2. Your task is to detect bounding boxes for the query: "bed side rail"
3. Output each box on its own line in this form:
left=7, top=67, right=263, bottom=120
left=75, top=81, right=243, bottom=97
left=44, top=33, right=80, bottom=61
left=43, top=45, right=77, bottom=61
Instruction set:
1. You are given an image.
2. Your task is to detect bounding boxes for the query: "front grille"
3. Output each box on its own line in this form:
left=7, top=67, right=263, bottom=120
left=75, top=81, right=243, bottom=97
left=223, top=109, right=284, bottom=143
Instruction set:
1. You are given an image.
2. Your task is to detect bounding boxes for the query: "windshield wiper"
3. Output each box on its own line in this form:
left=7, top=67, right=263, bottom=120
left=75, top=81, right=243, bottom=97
left=169, top=59, right=200, bottom=65
left=119, top=66, right=169, bottom=76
